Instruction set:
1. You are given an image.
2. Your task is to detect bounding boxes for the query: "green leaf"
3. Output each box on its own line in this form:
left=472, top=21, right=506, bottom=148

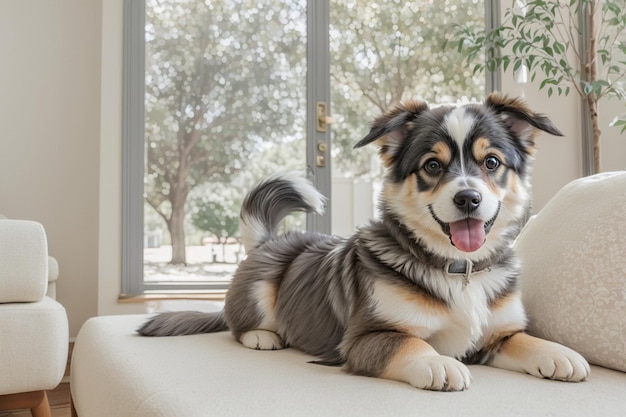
left=512, top=41, right=521, bottom=54
left=609, top=116, right=626, bottom=134
left=502, top=57, right=511, bottom=72
left=457, top=39, right=465, bottom=53
left=591, top=80, right=609, bottom=97
left=598, top=49, right=610, bottom=65
left=554, top=41, right=566, bottom=54
left=607, top=2, right=621, bottom=16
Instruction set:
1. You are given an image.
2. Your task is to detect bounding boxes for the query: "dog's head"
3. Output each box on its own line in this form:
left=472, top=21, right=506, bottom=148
left=355, top=93, right=562, bottom=260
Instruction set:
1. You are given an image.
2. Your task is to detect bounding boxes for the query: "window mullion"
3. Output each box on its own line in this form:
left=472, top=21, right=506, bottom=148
left=306, top=0, right=331, bottom=235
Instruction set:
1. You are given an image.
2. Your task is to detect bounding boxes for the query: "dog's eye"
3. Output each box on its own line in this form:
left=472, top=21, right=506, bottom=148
left=484, top=156, right=501, bottom=171
left=423, top=159, right=442, bottom=175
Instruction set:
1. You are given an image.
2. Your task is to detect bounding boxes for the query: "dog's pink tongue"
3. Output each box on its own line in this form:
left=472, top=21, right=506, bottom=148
left=449, top=218, right=486, bottom=252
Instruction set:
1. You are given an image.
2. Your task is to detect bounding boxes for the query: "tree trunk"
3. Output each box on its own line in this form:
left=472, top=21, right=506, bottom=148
left=585, top=0, right=601, bottom=174
left=167, top=190, right=188, bottom=265
left=165, top=124, right=194, bottom=265
left=587, top=95, right=601, bottom=173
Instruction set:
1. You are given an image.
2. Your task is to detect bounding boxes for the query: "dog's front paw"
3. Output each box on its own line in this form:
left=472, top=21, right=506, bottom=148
left=492, top=333, right=590, bottom=382
left=526, top=344, right=590, bottom=382
left=406, top=356, right=472, bottom=391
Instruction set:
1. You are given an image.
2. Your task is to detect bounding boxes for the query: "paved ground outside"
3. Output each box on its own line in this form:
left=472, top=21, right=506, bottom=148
left=144, top=244, right=243, bottom=283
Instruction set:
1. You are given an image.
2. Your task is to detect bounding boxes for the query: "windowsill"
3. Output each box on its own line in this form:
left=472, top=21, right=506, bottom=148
left=118, top=291, right=227, bottom=303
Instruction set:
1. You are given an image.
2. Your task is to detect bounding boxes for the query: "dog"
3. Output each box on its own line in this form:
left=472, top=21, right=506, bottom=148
left=138, top=92, right=590, bottom=391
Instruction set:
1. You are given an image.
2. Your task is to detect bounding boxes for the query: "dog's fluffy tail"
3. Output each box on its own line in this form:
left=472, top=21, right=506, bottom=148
left=137, top=311, right=228, bottom=337
left=239, top=173, right=325, bottom=251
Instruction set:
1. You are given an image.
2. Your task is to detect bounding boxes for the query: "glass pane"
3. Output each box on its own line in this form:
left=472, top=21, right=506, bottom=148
left=329, top=0, right=486, bottom=236
left=143, top=0, right=307, bottom=288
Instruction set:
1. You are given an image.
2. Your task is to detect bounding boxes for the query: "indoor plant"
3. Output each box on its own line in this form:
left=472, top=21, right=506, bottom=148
left=454, top=0, right=626, bottom=173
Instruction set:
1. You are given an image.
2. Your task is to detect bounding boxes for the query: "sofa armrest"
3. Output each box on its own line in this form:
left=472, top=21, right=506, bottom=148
left=0, top=219, right=48, bottom=303
left=47, top=256, right=59, bottom=299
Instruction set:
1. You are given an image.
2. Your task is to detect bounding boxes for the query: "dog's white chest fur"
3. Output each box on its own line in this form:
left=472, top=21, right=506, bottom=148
left=372, top=273, right=502, bottom=359
left=428, top=283, right=490, bottom=357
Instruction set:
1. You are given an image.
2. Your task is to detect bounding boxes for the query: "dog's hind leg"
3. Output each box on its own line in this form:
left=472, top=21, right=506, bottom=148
left=226, top=279, right=286, bottom=350
left=238, top=281, right=285, bottom=350
left=240, top=329, right=285, bottom=350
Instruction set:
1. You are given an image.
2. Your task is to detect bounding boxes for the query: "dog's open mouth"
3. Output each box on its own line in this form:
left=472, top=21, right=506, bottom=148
left=428, top=202, right=501, bottom=253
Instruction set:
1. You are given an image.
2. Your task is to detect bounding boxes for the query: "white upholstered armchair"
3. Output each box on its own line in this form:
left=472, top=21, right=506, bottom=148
left=0, top=217, right=69, bottom=417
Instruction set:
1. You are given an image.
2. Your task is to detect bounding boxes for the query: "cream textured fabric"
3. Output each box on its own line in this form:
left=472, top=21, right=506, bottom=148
left=46, top=255, right=59, bottom=299
left=72, top=315, right=626, bottom=417
left=0, top=218, right=69, bottom=396
left=0, top=296, right=69, bottom=394
left=0, top=219, right=48, bottom=303
left=0, top=215, right=59, bottom=297
left=515, top=171, right=626, bottom=372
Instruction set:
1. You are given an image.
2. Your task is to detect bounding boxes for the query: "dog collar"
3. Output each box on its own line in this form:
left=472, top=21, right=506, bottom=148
left=446, top=259, right=491, bottom=288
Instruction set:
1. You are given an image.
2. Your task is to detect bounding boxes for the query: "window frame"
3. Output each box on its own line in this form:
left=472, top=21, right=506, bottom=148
left=122, top=0, right=145, bottom=296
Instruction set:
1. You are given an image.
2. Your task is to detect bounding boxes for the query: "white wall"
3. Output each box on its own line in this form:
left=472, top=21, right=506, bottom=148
left=0, top=0, right=102, bottom=337
left=599, top=90, right=626, bottom=173
left=1, top=1, right=624, bottom=337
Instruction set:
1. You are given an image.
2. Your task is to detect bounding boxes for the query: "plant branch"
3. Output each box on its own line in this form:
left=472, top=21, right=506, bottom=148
left=556, top=4, right=583, bottom=63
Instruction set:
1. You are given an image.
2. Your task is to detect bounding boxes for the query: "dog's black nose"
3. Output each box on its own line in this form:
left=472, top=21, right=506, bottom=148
left=454, top=189, right=482, bottom=212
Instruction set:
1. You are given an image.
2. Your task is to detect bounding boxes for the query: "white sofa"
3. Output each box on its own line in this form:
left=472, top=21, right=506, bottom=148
left=70, top=172, right=626, bottom=417
left=0, top=214, right=59, bottom=299
left=0, top=217, right=69, bottom=417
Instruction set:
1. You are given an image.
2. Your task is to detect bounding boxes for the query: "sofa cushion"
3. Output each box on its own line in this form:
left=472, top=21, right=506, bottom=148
left=0, top=297, right=69, bottom=394
left=515, top=171, right=626, bottom=372
left=71, top=314, right=626, bottom=417
left=0, top=220, right=48, bottom=303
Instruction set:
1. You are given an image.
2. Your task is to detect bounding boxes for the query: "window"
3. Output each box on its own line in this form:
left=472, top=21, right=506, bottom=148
left=122, top=0, right=499, bottom=297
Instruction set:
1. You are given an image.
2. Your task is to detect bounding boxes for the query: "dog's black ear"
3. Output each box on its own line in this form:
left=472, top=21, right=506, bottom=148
left=486, top=93, right=563, bottom=153
left=353, top=100, right=429, bottom=149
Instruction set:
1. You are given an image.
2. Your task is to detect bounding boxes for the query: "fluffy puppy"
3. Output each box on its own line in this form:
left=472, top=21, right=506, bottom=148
left=138, top=93, right=589, bottom=391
